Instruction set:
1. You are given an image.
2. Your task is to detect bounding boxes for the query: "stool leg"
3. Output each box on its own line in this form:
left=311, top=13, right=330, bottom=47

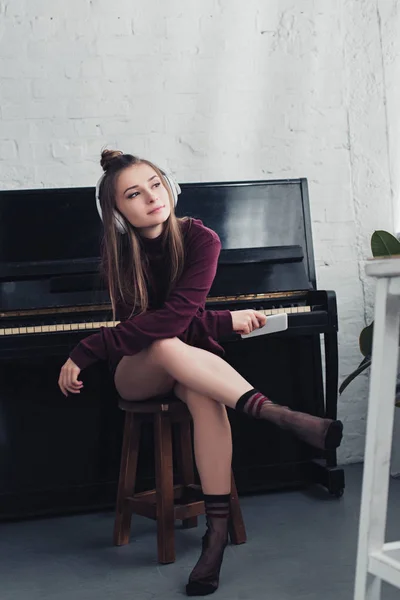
left=154, top=413, right=175, bottom=564
left=228, top=470, right=247, bottom=545
left=113, top=413, right=141, bottom=546
left=176, top=419, right=198, bottom=529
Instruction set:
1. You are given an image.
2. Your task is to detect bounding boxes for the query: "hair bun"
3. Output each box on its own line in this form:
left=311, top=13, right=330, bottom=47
left=100, top=149, right=124, bottom=172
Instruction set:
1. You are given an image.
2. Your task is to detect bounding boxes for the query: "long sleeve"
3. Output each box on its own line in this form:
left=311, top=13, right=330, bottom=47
left=69, top=222, right=232, bottom=370
left=188, top=308, right=233, bottom=342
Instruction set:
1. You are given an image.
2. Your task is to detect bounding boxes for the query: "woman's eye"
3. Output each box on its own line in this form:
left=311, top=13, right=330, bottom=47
left=128, top=192, right=139, bottom=199
left=153, top=182, right=160, bottom=188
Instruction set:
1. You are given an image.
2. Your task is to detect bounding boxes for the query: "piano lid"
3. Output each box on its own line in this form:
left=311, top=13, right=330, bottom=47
left=176, top=178, right=316, bottom=289
left=0, top=178, right=316, bottom=287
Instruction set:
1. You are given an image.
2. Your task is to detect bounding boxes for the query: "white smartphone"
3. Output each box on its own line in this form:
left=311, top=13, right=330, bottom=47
left=240, top=312, right=288, bottom=339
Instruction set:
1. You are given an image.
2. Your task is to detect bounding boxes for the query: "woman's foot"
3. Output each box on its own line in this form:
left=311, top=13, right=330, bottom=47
left=186, top=495, right=230, bottom=597
left=186, top=525, right=228, bottom=596
left=236, top=389, right=343, bottom=450
left=259, top=402, right=343, bottom=450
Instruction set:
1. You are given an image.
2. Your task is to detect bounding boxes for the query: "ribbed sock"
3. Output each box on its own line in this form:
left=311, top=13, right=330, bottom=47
left=235, top=388, right=272, bottom=418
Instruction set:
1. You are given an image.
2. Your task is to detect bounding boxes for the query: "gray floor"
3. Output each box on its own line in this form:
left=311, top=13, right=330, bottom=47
left=1, top=464, right=400, bottom=600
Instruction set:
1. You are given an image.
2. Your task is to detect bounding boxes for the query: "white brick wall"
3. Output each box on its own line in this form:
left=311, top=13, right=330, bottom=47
left=0, top=0, right=398, bottom=463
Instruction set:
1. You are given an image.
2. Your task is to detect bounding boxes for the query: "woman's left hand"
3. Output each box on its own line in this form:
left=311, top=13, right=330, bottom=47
left=58, top=358, right=83, bottom=397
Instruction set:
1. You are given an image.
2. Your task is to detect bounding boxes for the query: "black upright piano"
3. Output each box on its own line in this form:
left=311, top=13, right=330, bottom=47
left=0, top=177, right=345, bottom=520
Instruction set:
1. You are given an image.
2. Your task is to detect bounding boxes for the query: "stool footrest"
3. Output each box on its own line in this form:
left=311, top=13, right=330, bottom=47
left=129, top=499, right=157, bottom=520
left=127, top=485, right=205, bottom=522
left=174, top=501, right=205, bottom=521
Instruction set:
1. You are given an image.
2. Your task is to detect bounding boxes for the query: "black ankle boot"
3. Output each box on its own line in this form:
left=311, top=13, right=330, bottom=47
left=186, top=518, right=228, bottom=596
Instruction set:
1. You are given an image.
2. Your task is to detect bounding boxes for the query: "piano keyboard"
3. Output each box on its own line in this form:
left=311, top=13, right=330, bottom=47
left=0, top=306, right=311, bottom=336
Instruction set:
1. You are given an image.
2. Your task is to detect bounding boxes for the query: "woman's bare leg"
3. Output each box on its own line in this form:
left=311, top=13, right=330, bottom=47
left=174, top=382, right=232, bottom=495
left=148, top=337, right=343, bottom=451
left=114, top=337, right=251, bottom=407
left=115, top=337, right=343, bottom=452
left=114, top=346, right=175, bottom=400
left=115, top=348, right=233, bottom=492
left=174, top=382, right=233, bottom=596
left=115, top=349, right=232, bottom=494
left=150, top=338, right=252, bottom=408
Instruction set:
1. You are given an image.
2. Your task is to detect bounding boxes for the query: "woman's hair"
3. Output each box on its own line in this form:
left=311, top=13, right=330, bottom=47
left=98, top=149, right=188, bottom=319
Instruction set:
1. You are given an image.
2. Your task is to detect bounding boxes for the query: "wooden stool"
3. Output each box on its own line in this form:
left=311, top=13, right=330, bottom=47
left=113, top=395, right=247, bottom=564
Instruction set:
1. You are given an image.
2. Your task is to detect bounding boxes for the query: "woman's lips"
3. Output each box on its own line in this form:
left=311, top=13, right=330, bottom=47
left=148, top=205, right=164, bottom=214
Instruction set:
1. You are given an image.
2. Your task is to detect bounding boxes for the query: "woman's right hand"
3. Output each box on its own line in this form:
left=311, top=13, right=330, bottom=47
left=230, top=309, right=267, bottom=335
left=58, top=358, right=83, bottom=397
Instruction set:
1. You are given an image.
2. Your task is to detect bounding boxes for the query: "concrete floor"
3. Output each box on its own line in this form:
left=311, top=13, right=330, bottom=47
left=1, top=464, right=400, bottom=600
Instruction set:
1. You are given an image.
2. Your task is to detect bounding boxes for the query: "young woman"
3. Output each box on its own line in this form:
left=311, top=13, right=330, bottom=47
left=58, top=149, right=343, bottom=597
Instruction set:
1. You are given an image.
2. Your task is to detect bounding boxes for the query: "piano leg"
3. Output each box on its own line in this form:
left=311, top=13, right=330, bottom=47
left=324, top=331, right=339, bottom=421
left=308, top=331, right=345, bottom=497
left=324, top=331, right=341, bottom=468
left=308, top=459, right=345, bottom=498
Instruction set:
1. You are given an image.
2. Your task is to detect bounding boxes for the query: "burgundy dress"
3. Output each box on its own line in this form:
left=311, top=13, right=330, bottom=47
left=69, top=218, right=233, bottom=375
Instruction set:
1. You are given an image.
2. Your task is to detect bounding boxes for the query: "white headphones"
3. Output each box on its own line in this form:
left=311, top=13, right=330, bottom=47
left=95, top=161, right=181, bottom=234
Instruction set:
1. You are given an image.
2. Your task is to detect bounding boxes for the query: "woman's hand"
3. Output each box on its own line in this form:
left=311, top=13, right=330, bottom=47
left=58, top=358, right=83, bottom=397
left=230, top=309, right=267, bottom=335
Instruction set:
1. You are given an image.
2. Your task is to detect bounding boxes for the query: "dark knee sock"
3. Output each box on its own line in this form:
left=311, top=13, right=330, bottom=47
left=186, top=494, right=230, bottom=597
left=235, top=388, right=343, bottom=450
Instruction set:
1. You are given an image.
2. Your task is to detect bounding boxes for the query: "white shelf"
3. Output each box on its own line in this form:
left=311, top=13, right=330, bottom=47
left=353, top=261, right=400, bottom=600
left=369, top=544, right=400, bottom=589
left=365, top=256, right=400, bottom=278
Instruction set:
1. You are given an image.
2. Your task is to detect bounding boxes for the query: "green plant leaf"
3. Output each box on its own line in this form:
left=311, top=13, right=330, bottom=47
left=360, top=322, right=374, bottom=357
left=371, top=230, right=400, bottom=257
left=339, top=356, right=371, bottom=395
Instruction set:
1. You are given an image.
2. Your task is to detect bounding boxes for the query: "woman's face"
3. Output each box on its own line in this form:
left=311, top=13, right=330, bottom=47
left=115, top=162, right=172, bottom=238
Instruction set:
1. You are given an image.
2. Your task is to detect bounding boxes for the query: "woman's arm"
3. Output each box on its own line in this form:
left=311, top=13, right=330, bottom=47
left=188, top=308, right=233, bottom=341
left=69, top=226, right=230, bottom=370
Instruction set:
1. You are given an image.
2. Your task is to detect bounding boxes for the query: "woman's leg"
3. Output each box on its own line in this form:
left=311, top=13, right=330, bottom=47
left=174, top=382, right=232, bottom=495
left=174, top=382, right=233, bottom=596
left=148, top=337, right=343, bottom=451
left=115, top=337, right=343, bottom=451
left=114, top=346, right=175, bottom=400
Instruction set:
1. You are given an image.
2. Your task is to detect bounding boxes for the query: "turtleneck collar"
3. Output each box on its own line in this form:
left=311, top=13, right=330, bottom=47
left=139, top=231, right=165, bottom=257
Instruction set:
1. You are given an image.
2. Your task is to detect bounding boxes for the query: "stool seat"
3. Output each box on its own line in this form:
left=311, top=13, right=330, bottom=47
left=118, top=394, right=188, bottom=414
left=113, top=394, right=247, bottom=564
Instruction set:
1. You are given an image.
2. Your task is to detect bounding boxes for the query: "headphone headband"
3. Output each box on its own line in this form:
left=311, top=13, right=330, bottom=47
left=95, top=160, right=181, bottom=234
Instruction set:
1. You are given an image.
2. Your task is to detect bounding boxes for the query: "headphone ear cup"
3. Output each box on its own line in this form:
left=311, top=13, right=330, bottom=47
left=114, top=210, right=127, bottom=234
left=161, top=172, right=180, bottom=207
